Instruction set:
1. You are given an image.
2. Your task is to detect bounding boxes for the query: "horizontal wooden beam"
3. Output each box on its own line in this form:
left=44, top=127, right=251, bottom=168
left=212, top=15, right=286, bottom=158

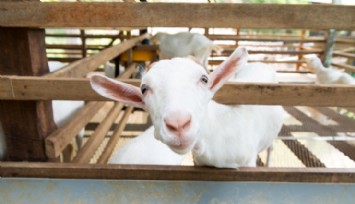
left=46, top=44, right=105, bottom=50
left=209, top=60, right=306, bottom=65
left=209, top=35, right=326, bottom=43
left=331, top=62, right=355, bottom=72
left=0, top=162, right=354, bottom=183
left=221, top=49, right=323, bottom=55
left=1, top=76, right=355, bottom=107
left=335, top=38, right=355, bottom=45
left=47, top=57, right=82, bottom=63
left=333, top=51, right=355, bottom=60
left=0, top=2, right=354, bottom=29
left=46, top=33, right=120, bottom=39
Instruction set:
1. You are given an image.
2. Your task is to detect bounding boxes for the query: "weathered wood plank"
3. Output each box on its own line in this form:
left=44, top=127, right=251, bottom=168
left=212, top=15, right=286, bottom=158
left=333, top=51, right=355, bottom=60
left=0, top=2, right=354, bottom=29
left=45, top=34, right=148, bottom=77
left=208, top=35, right=326, bottom=42
left=0, top=27, right=56, bottom=161
left=214, top=82, right=355, bottom=107
left=0, top=162, right=354, bottom=183
left=209, top=60, right=308, bottom=65
left=1, top=76, right=355, bottom=107
left=220, top=49, right=323, bottom=55
left=331, top=62, right=355, bottom=73
left=1, top=76, right=100, bottom=100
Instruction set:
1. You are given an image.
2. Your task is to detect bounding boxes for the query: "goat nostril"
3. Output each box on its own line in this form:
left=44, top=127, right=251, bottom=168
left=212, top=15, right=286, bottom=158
left=182, top=118, right=191, bottom=129
left=166, top=123, right=178, bottom=132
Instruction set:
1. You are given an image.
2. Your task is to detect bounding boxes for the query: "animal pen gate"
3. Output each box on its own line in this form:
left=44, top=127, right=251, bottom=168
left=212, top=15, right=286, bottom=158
left=0, top=1, right=355, bottom=203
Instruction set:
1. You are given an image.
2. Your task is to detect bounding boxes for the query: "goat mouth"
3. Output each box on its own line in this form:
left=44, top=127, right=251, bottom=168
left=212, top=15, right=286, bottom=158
left=169, top=141, right=193, bottom=154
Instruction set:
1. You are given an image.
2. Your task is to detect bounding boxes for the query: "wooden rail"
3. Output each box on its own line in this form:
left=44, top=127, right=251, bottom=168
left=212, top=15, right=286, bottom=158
left=333, top=51, right=355, bottom=60
left=209, top=60, right=307, bottom=66
left=46, top=44, right=105, bottom=50
left=97, top=106, right=134, bottom=164
left=221, top=49, right=323, bottom=55
left=46, top=33, right=121, bottom=39
left=0, top=162, right=354, bottom=183
left=0, top=2, right=354, bottom=29
left=1, top=76, right=355, bottom=107
left=208, top=35, right=326, bottom=43
left=331, top=62, right=355, bottom=72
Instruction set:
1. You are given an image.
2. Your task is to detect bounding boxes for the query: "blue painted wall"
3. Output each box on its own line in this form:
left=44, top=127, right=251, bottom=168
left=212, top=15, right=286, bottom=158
left=0, top=178, right=354, bottom=204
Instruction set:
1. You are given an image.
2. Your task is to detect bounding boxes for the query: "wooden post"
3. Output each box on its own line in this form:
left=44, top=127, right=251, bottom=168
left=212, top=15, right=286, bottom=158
left=296, top=30, right=306, bottom=71
left=80, top=29, right=87, bottom=58
left=0, top=27, right=56, bottom=161
left=322, top=29, right=337, bottom=67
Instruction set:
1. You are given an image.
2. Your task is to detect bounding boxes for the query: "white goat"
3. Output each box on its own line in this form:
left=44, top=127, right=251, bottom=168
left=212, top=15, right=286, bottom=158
left=152, top=32, right=223, bottom=68
left=307, top=57, right=355, bottom=85
left=90, top=47, right=285, bottom=168
left=108, top=126, right=184, bottom=165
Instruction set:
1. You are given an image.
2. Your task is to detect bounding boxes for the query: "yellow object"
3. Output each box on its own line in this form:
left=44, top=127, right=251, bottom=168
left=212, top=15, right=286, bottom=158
left=120, top=50, right=155, bottom=62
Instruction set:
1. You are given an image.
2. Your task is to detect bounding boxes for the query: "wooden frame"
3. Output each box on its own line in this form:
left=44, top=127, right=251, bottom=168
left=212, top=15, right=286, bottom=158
left=0, top=2, right=354, bottom=29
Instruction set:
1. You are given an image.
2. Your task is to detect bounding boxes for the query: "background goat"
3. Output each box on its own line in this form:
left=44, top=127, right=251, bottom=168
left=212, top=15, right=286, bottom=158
left=307, top=56, right=355, bottom=85
left=152, top=32, right=223, bottom=67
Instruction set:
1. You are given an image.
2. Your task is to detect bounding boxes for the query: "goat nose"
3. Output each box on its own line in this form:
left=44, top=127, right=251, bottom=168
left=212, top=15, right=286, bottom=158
left=164, top=113, right=191, bottom=133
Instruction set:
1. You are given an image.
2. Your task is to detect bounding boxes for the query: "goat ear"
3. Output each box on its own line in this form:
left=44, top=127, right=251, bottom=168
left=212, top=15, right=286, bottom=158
left=89, top=74, right=145, bottom=109
left=209, top=47, right=248, bottom=93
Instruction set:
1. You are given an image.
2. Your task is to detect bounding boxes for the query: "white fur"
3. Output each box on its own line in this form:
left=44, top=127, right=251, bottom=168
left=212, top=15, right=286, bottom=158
left=192, top=63, right=284, bottom=168
left=152, top=32, right=223, bottom=67
left=108, top=126, right=184, bottom=165
left=307, top=57, right=355, bottom=85
left=90, top=47, right=285, bottom=168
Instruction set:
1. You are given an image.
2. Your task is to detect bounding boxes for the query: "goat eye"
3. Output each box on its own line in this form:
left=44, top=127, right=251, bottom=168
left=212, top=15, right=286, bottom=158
left=141, top=84, right=149, bottom=95
left=200, top=75, right=208, bottom=84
